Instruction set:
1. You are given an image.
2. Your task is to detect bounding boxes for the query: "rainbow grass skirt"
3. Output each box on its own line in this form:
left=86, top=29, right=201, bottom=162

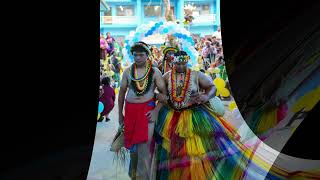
left=153, top=104, right=320, bottom=180
left=154, top=104, right=248, bottom=180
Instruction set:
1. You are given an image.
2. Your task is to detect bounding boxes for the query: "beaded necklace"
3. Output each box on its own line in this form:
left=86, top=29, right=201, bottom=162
left=170, top=68, right=191, bottom=104
left=129, top=60, right=153, bottom=96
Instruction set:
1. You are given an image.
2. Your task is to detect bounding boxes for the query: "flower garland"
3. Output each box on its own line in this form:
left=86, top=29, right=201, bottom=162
left=130, top=60, right=154, bottom=96
left=171, top=67, right=191, bottom=103
left=173, top=55, right=190, bottom=63
left=129, top=60, right=152, bottom=82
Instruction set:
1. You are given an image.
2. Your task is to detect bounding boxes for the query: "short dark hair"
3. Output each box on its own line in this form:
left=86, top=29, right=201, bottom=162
left=200, top=69, right=206, bottom=73
left=130, top=41, right=150, bottom=55
left=101, top=77, right=110, bottom=86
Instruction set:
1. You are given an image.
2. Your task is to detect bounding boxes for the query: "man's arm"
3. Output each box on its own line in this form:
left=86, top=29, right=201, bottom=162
left=118, top=68, right=129, bottom=125
left=196, top=71, right=216, bottom=104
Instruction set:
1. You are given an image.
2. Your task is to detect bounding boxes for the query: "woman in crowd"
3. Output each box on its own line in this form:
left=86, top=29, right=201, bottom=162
left=100, top=34, right=108, bottom=60
left=98, top=76, right=115, bottom=122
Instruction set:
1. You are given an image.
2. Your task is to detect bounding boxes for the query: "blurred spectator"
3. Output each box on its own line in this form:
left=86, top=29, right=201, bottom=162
left=202, top=40, right=216, bottom=69
left=212, top=26, right=222, bottom=40
left=100, top=34, right=108, bottom=60
left=110, top=55, right=121, bottom=88
left=106, top=32, right=115, bottom=55
left=98, top=77, right=115, bottom=122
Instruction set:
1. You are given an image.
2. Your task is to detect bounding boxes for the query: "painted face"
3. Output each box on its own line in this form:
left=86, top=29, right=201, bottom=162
left=174, top=61, right=188, bottom=73
left=165, top=51, right=175, bottom=61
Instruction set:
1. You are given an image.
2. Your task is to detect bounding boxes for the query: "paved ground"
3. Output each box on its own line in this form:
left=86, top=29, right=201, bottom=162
left=87, top=95, right=130, bottom=180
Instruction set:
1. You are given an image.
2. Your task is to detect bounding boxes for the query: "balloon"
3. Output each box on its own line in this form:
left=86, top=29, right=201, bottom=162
left=163, top=28, right=169, bottom=33
left=133, top=37, right=138, bottom=42
left=229, top=101, right=237, bottom=111
left=213, top=78, right=226, bottom=89
left=213, top=68, right=220, bottom=73
left=98, top=101, right=104, bottom=113
left=209, top=96, right=225, bottom=116
left=220, top=88, right=230, bottom=97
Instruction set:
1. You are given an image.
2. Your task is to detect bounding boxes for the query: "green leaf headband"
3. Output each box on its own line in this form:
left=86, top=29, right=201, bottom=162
left=162, top=47, right=178, bottom=56
left=173, top=55, right=190, bottom=63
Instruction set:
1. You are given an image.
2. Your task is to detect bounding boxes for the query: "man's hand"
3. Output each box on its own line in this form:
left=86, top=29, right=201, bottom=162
left=156, top=93, right=168, bottom=104
left=190, top=93, right=209, bottom=105
left=196, top=94, right=210, bottom=104
left=146, top=110, right=154, bottom=122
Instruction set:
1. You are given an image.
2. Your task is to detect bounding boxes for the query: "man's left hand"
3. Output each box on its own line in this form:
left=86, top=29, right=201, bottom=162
left=195, top=94, right=210, bottom=104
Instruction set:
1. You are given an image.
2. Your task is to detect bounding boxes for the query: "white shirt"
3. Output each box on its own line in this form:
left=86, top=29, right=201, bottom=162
left=212, top=31, right=222, bottom=40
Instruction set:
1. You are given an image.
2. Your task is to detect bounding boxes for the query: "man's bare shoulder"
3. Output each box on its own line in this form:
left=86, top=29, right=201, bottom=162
left=163, top=71, right=171, bottom=79
left=152, top=67, right=162, bottom=76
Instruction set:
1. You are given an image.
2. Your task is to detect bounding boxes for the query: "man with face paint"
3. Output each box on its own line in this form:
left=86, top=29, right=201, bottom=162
left=153, top=50, right=244, bottom=179
left=158, top=46, right=178, bottom=74
left=118, top=41, right=167, bottom=180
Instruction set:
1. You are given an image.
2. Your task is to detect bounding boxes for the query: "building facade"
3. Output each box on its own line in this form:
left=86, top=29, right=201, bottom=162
left=100, top=0, right=220, bottom=42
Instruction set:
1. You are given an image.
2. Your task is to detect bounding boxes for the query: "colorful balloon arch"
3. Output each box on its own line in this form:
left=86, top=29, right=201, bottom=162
left=122, top=21, right=199, bottom=67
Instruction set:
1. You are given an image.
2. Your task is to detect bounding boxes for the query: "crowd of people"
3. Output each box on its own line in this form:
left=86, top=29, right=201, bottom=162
left=99, top=28, right=228, bottom=123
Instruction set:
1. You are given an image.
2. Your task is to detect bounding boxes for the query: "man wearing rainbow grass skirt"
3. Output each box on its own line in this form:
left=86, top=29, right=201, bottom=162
left=153, top=50, right=245, bottom=179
